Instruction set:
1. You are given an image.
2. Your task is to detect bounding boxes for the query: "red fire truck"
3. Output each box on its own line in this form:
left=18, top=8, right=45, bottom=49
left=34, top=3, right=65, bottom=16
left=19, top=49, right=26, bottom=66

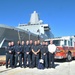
left=45, top=36, right=75, bottom=61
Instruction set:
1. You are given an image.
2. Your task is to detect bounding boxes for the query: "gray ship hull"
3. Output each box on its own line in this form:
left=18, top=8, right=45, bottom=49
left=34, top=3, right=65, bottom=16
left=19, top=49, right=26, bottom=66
left=0, top=24, right=39, bottom=48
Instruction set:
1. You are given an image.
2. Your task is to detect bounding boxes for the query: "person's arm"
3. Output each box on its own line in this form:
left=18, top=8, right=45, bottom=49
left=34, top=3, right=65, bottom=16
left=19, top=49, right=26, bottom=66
left=11, top=46, right=14, bottom=53
left=36, top=49, right=40, bottom=54
left=32, top=49, right=36, bottom=54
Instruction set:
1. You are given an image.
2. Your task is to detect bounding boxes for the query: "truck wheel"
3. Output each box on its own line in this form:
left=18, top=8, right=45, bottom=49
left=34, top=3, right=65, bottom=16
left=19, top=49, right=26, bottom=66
left=67, top=53, right=72, bottom=62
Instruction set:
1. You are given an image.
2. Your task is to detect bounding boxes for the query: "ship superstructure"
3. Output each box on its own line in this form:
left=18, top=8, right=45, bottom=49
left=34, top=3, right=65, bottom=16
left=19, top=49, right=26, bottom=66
left=18, top=11, right=54, bottom=39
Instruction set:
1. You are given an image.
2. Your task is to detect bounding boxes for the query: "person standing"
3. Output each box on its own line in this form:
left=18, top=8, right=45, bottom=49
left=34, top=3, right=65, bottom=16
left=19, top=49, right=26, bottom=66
left=23, top=40, right=31, bottom=68
left=48, top=40, right=56, bottom=68
left=41, top=41, right=48, bottom=68
left=37, top=40, right=41, bottom=59
left=21, top=41, right=25, bottom=64
left=6, top=42, right=14, bottom=68
left=15, top=41, right=22, bottom=68
left=29, top=40, right=33, bottom=67
left=32, top=41, right=40, bottom=68
left=11, top=41, right=15, bottom=68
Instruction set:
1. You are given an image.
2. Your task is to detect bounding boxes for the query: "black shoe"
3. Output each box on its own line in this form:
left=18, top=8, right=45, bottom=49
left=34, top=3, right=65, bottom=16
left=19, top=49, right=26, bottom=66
left=24, top=66, right=26, bottom=68
left=14, top=66, right=17, bottom=68
left=31, top=66, right=34, bottom=68
left=11, top=67, right=13, bottom=69
left=29, top=65, right=32, bottom=68
left=52, top=66, right=55, bottom=69
left=20, top=66, right=23, bottom=68
left=49, top=66, right=51, bottom=68
left=45, top=67, right=48, bottom=69
left=6, top=67, right=8, bottom=68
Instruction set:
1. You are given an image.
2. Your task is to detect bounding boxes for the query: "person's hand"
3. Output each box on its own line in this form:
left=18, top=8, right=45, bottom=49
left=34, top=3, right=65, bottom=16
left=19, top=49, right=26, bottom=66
left=17, top=52, right=20, bottom=54
left=35, top=52, right=37, bottom=55
left=44, top=53, right=46, bottom=55
left=26, top=52, right=29, bottom=54
left=9, top=51, right=11, bottom=53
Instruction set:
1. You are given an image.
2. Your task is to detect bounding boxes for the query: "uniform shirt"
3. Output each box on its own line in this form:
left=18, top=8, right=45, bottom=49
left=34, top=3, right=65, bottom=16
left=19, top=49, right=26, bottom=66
left=11, top=45, right=15, bottom=53
left=30, top=43, right=33, bottom=50
left=15, top=44, right=22, bottom=53
left=32, top=45, right=39, bottom=52
left=24, top=44, right=31, bottom=53
left=6, top=46, right=14, bottom=54
left=41, top=45, right=48, bottom=54
left=45, top=45, right=48, bottom=53
left=37, top=44, right=41, bottom=49
left=48, top=44, right=56, bottom=53
left=21, top=44, right=25, bottom=53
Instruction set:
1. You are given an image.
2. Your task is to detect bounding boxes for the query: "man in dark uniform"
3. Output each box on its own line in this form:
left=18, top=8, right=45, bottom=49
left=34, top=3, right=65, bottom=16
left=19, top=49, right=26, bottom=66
left=21, top=41, right=25, bottom=64
left=15, top=41, right=22, bottom=68
left=29, top=40, right=33, bottom=65
left=32, top=41, right=40, bottom=68
left=37, top=40, right=41, bottom=59
left=45, top=41, right=49, bottom=67
left=23, top=40, right=31, bottom=68
left=41, top=41, right=48, bottom=68
left=6, top=42, right=14, bottom=68
left=11, top=41, right=15, bottom=68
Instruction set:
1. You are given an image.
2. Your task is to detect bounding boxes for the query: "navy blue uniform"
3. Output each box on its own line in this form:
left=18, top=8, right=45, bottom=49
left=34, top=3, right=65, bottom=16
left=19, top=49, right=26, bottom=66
left=21, top=44, right=24, bottom=61
left=37, top=44, right=41, bottom=59
left=6, top=46, right=14, bottom=68
left=11, top=45, right=15, bottom=67
left=15, top=44, right=22, bottom=67
left=29, top=44, right=33, bottom=62
left=41, top=45, right=48, bottom=68
left=32, top=45, right=40, bottom=67
left=23, top=44, right=31, bottom=67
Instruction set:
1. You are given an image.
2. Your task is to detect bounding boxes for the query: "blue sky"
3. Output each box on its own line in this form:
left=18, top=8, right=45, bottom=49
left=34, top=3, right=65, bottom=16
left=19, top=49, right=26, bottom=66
left=0, top=0, right=75, bottom=37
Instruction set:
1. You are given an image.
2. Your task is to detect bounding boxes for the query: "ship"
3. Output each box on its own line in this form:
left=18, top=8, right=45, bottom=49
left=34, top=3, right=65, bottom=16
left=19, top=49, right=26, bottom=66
left=0, top=11, right=54, bottom=48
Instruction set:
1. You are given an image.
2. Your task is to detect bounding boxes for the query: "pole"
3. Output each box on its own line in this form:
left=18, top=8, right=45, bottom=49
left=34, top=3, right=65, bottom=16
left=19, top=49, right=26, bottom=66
left=27, top=29, right=30, bottom=41
left=18, top=30, right=21, bottom=43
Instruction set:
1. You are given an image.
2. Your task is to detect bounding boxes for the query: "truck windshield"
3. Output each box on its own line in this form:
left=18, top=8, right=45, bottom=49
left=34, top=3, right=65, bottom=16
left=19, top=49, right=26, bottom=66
left=53, top=40, right=60, bottom=46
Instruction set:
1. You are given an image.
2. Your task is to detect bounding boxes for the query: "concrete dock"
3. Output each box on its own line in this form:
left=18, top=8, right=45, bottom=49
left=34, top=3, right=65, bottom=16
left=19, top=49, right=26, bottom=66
left=0, top=60, right=75, bottom=75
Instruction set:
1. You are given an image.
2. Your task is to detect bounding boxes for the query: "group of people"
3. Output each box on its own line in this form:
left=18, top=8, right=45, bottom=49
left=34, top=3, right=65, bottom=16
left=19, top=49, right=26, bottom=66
left=6, top=40, right=56, bottom=69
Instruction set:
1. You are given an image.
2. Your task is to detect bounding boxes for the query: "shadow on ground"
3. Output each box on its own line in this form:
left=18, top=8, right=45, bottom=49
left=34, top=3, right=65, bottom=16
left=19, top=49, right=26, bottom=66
left=0, top=68, right=12, bottom=73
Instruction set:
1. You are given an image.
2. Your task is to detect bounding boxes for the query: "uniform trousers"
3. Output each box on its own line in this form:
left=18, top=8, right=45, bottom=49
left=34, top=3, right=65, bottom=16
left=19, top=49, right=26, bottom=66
left=49, top=52, right=55, bottom=68
left=24, top=53, right=31, bottom=67
left=6, top=53, right=13, bottom=68
left=32, top=54, right=39, bottom=67
left=15, top=54, right=22, bottom=67
left=42, top=54, right=48, bottom=68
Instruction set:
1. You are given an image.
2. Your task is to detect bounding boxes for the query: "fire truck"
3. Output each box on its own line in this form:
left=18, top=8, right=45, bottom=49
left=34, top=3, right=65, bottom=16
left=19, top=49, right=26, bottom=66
left=45, top=36, right=75, bottom=61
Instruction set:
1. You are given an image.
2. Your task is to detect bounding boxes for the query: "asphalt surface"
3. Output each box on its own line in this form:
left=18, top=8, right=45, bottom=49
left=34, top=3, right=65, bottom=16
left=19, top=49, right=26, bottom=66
left=0, top=60, right=75, bottom=75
